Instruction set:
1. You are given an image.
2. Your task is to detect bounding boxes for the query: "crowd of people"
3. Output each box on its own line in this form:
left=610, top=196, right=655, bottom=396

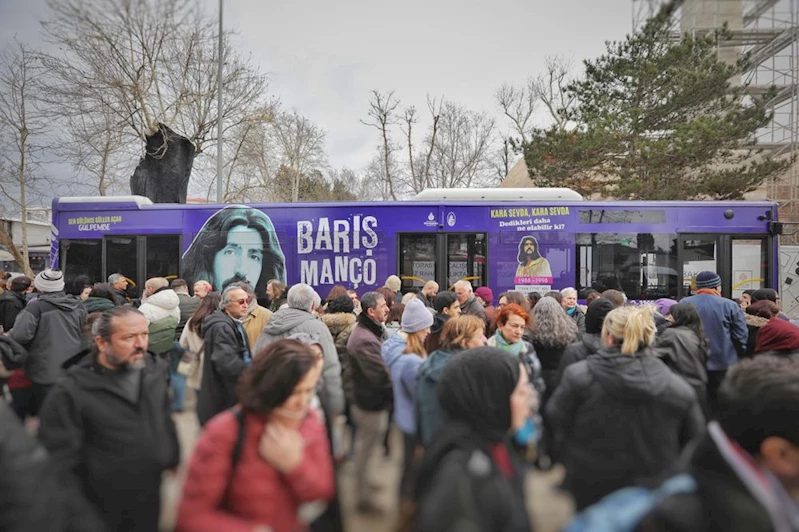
left=0, top=267, right=798, bottom=532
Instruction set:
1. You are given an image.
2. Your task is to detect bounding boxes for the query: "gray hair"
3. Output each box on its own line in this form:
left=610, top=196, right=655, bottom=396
left=532, top=296, right=578, bottom=349
left=454, top=280, right=473, bottom=294
left=108, top=273, right=124, bottom=284
left=145, top=277, right=168, bottom=292
left=91, top=306, right=145, bottom=341
left=560, top=287, right=578, bottom=298
left=229, top=281, right=255, bottom=296
left=221, top=285, right=247, bottom=309
left=360, top=291, right=384, bottom=313
left=288, top=283, right=317, bottom=312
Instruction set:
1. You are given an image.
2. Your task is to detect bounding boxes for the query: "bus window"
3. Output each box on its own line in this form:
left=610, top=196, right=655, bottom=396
left=106, top=236, right=138, bottom=297
left=146, top=235, right=180, bottom=281
left=577, top=233, right=678, bottom=300
left=447, top=233, right=486, bottom=289
left=681, top=236, right=718, bottom=295
left=61, top=239, right=102, bottom=285
left=398, top=234, right=437, bottom=292
left=732, top=237, right=767, bottom=298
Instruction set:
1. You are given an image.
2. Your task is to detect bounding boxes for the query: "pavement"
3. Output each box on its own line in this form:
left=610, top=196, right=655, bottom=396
left=161, top=392, right=575, bottom=532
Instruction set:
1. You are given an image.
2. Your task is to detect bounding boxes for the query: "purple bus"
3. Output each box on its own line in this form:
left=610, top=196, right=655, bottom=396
left=50, top=189, right=780, bottom=301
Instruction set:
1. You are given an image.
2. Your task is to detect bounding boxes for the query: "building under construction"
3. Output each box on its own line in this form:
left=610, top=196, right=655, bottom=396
left=634, top=0, right=799, bottom=236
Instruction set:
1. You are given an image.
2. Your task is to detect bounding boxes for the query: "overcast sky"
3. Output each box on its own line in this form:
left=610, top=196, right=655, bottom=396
left=1, top=0, right=635, bottom=173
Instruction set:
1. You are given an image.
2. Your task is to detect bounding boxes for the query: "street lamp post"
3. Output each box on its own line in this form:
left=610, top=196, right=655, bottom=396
left=216, top=0, right=224, bottom=203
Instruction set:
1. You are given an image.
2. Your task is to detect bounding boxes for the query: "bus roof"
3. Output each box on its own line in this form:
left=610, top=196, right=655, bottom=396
left=412, top=188, right=584, bottom=201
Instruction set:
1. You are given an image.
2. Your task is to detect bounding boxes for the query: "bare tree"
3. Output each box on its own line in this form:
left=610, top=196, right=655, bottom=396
left=361, top=90, right=400, bottom=199
left=402, top=96, right=443, bottom=194
left=532, top=55, right=577, bottom=131
left=272, top=109, right=327, bottom=202
left=0, top=39, right=46, bottom=277
left=40, top=0, right=272, bottom=195
left=496, top=80, right=537, bottom=145
left=428, top=102, right=496, bottom=188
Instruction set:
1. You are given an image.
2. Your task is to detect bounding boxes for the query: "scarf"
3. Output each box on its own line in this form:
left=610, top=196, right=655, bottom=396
left=695, top=288, right=719, bottom=296
left=493, top=330, right=523, bottom=356
left=566, top=306, right=576, bottom=316
left=357, top=312, right=385, bottom=340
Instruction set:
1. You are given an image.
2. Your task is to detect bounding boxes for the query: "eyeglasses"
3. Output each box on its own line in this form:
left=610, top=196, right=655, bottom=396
left=232, top=298, right=249, bottom=305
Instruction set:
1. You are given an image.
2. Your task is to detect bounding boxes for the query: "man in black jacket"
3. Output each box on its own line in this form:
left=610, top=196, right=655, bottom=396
left=0, top=275, right=31, bottom=331
left=196, top=284, right=252, bottom=425
left=37, top=306, right=180, bottom=532
left=639, top=355, right=799, bottom=532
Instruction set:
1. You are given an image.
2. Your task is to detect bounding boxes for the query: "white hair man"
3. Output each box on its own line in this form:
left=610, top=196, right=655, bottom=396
left=453, top=280, right=486, bottom=322
left=254, top=283, right=344, bottom=417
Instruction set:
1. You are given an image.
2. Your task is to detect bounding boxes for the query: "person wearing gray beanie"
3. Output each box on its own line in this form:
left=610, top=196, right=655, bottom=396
left=34, top=269, right=65, bottom=293
left=381, top=297, right=434, bottom=505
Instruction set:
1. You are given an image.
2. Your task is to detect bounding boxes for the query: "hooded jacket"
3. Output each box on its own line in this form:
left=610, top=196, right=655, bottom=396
left=555, top=333, right=603, bottom=390
left=37, top=353, right=179, bottom=532
left=744, top=313, right=770, bottom=357
left=754, top=317, right=799, bottom=355
left=139, top=289, right=181, bottom=356
left=83, top=296, right=116, bottom=314
left=546, top=347, right=704, bottom=509
left=10, top=291, right=87, bottom=385
left=322, top=312, right=356, bottom=401
left=416, top=347, right=459, bottom=448
left=0, top=289, right=27, bottom=331
left=198, top=310, right=251, bottom=425
left=655, top=326, right=709, bottom=411
left=254, top=307, right=344, bottom=415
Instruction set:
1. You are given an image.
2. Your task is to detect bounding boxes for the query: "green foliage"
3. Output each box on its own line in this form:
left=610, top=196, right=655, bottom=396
left=523, top=14, right=789, bottom=200
left=271, top=166, right=357, bottom=202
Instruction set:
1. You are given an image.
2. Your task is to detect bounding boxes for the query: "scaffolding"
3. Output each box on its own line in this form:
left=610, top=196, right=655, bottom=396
left=632, top=0, right=799, bottom=236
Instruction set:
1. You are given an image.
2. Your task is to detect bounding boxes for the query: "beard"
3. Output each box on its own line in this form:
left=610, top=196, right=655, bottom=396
left=105, top=347, right=147, bottom=372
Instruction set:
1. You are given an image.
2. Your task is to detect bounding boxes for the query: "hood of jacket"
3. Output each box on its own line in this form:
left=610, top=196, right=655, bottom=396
left=581, top=333, right=602, bottom=355
left=430, top=313, right=449, bottom=335
left=84, top=296, right=116, bottom=313
left=587, top=347, right=673, bottom=400
left=322, top=312, right=355, bottom=337
left=36, top=291, right=85, bottom=312
left=382, top=332, right=407, bottom=370
left=745, top=313, right=770, bottom=328
left=142, top=289, right=179, bottom=311
left=261, top=307, right=315, bottom=336
left=419, top=348, right=458, bottom=384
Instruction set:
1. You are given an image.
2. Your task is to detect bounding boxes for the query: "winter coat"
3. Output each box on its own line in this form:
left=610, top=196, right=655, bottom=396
left=0, top=289, right=26, bottom=331
left=198, top=311, right=251, bottom=425
left=83, top=296, right=116, bottom=314
left=415, top=422, right=531, bottom=532
left=176, top=293, right=201, bottom=340
left=654, top=326, right=709, bottom=412
left=567, top=306, right=586, bottom=334
left=424, top=313, right=449, bottom=354
left=533, top=339, right=570, bottom=405
left=460, top=295, right=486, bottom=321
left=241, top=304, right=272, bottom=352
left=484, top=304, right=497, bottom=336
left=37, top=352, right=180, bottom=532
left=382, top=332, right=424, bottom=434
left=744, top=313, right=769, bottom=357
left=346, top=315, right=393, bottom=411
left=0, top=400, right=84, bottom=531
left=638, top=423, right=791, bottom=532
left=179, top=318, right=207, bottom=390
left=486, top=335, right=546, bottom=398
left=254, top=307, right=344, bottom=415
left=139, top=289, right=181, bottom=356
left=754, top=316, right=799, bottom=355
left=681, top=293, right=748, bottom=370
left=416, top=348, right=459, bottom=448
left=10, top=291, right=87, bottom=385
left=322, top=312, right=356, bottom=402
left=555, top=333, right=603, bottom=390
left=546, top=347, right=704, bottom=509
left=176, top=409, right=335, bottom=532
left=112, top=287, right=129, bottom=306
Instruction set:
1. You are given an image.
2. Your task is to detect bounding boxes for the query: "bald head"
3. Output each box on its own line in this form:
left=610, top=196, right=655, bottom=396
left=145, top=277, right=168, bottom=296
left=422, top=280, right=439, bottom=298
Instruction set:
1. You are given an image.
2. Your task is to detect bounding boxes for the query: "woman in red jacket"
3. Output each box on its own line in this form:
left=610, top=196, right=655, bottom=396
left=176, top=339, right=335, bottom=532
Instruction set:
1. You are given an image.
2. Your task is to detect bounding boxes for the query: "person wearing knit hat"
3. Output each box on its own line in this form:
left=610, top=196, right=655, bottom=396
left=754, top=315, right=799, bottom=356
left=34, top=269, right=65, bottom=293
left=10, top=268, right=86, bottom=411
left=655, top=298, right=678, bottom=317
left=381, top=297, right=434, bottom=505
left=474, top=286, right=497, bottom=336
left=682, top=270, right=748, bottom=413
left=413, top=347, right=533, bottom=531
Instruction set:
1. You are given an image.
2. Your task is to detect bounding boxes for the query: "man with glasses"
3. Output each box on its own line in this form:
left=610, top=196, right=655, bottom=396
left=196, top=285, right=252, bottom=425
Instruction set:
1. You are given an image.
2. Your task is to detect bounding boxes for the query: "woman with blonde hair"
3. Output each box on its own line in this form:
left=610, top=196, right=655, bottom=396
left=381, top=298, right=434, bottom=502
left=546, top=305, right=704, bottom=509
left=417, top=315, right=487, bottom=448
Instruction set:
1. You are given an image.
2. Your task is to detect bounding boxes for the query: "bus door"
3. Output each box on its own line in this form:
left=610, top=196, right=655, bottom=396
left=678, top=234, right=769, bottom=299
left=397, top=232, right=487, bottom=293
left=103, top=235, right=181, bottom=298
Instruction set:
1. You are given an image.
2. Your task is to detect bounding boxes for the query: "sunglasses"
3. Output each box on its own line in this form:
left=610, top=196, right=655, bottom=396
left=232, top=298, right=249, bottom=305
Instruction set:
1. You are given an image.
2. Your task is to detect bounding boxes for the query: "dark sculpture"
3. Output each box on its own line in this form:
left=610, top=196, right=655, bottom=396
left=130, top=123, right=194, bottom=204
